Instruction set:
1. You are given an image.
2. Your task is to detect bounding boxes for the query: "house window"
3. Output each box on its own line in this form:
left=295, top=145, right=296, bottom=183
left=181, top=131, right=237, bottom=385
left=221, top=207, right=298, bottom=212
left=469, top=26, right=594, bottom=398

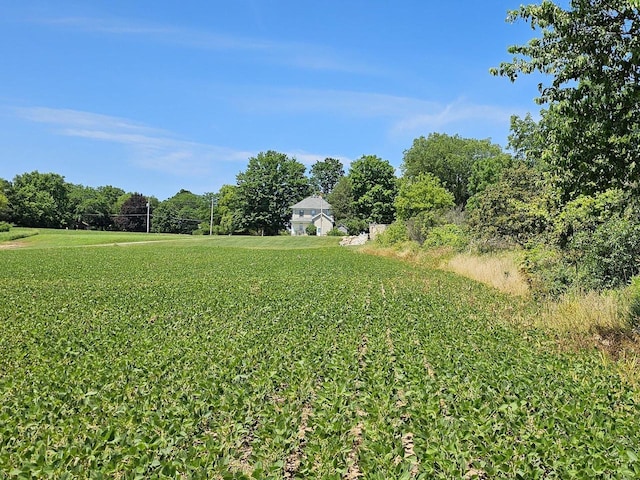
left=298, top=210, right=304, bottom=217
left=311, top=209, right=316, bottom=216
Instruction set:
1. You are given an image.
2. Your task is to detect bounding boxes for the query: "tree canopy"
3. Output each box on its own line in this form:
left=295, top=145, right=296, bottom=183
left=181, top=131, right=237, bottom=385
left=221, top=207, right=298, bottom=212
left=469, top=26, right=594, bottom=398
left=152, top=190, right=208, bottom=234
left=492, top=0, right=640, bottom=200
left=401, top=133, right=504, bottom=207
left=394, top=173, right=454, bottom=221
left=310, top=158, right=344, bottom=195
left=7, top=171, right=69, bottom=228
left=115, top=193, right=149, bottom=232
left=236, top=151, right=310, bottom=235
left=349, top=155, right=397, bottom=224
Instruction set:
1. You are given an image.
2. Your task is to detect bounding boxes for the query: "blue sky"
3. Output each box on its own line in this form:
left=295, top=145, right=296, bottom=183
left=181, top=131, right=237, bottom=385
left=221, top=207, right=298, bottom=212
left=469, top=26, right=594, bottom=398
left=0, top=1, right=547, bottom=200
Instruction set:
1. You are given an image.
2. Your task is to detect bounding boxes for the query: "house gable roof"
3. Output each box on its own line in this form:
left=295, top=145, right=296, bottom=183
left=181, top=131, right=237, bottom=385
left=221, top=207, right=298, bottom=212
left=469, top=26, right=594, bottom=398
left=290, top=195, right=332, bottom=210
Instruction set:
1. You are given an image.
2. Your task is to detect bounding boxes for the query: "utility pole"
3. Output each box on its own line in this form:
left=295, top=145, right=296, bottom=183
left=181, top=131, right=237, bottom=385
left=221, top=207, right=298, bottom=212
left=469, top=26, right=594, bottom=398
left=319, top=193, right=323, bottom=236
left=146, top=202, right=150, bottom=233
left=209, top=195, right=214, bottom=236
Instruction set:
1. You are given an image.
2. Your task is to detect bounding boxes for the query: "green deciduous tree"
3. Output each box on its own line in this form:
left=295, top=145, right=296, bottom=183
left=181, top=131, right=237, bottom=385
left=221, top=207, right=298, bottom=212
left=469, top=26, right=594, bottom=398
left=492, top=0, right=640, bottom=200
left=394, top=173, right=454, bottom=221
left=326, top=176, right=354, bottom=223
left=349, top=155, right=397, bottom=224
left=67, top=184, right=113, bottom=230
left=468, top=163, right=550, bottom=247
left=401, top=134, right=504, bottom=206
left=310, top=158, right=345, bottom=195
left=212, top=184, right=241, bottom=235
left=152, top=190, right=207, bottom=234
left=8, top=171, right=69, bottom=227
left=236, top=151, right=311, bottom=235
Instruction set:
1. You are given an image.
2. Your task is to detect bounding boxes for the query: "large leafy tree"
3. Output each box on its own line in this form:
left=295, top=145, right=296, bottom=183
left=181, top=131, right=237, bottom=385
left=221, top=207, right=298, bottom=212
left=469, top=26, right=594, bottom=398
left=401, top=133, right=504, bottom=207
left=492, top=0, right=640, bottom=200
left=349, top=155, right=397, bottom=224
left=310, top=158, right=344, bottom=195
left=394, top=173, right=454, bottom=221
left=212, top=184, right=241, bottom=235
left=67, top=184, right=113, bottom=230
left=326, top=176, right=354, bottom=223
left=152, top=189, right=207, bottom=234
left=8, top=171, right=69, bottom=227
left=114, top=193, right=149, bottom=232
left=236, top=151, right=310, bottom=235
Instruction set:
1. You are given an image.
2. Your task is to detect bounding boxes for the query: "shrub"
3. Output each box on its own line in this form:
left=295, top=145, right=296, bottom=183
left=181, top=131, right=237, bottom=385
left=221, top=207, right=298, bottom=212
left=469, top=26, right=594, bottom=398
left=305, top=224, right=318, bottom=236
left=344, top=218, right=368, bottom=236
left=0, top=221, right=10, bottom=232
left=467, top=163, right=550, bottom=247
left=521, top=243, right=573, bottom=297
left=422, top=224, right=468, bottom=251
left=374, top=221, right=408, bottom=247
left=627, top=276, right=640, bottom=330
left=570, top=215, right=640, bottom=290
left=327, top=228, right=345, bottom=237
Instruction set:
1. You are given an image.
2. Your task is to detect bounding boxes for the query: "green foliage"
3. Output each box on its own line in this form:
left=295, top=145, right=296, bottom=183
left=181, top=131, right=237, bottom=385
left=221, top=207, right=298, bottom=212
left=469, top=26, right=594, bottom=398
left=152, top=190, right=208, bottom=234
left=344, top=218, right=368, bottom=235
left=67, top=183, right=116, bottom=230
left=7, top=171, right=69, bottom=228
left=374, top=221, right=408, bottom=247
left=422, top=224, right=468, bottom=251
left=0, top=221, right=11, bottom=232
left=212, top=184, right=241, bottom=235
left=569, top=216, right=640, bottom=291
left=523, top=190, right=640, bottom=295
left=305, top=223, right=318, bottom=236
left=326, top=176, right=354, bottom=223
left=1, top=236, right=639, bottom=477
left=467, top=163, right=550, bottom=247
left=467, top=153, right=513, bottom=198
left=0, top=191, right=8, bottom=221
left=348, top=155, right=397, bottom=224
left=236, top=151, right=310, bottom=235
left=553, top=189, right=626, bottom=248
left=627, top=276, right=640, bottom=330
left=402, top=133, right=504, bottom=206
left=326, top=227, right=345, bottom=237
left=310, top=158, right=344, bottom=195
left=493, top=1, right=640, bottom=200
left=394, top=173, right=454, bottom=221
left=521, top=243, right=572, bottom=298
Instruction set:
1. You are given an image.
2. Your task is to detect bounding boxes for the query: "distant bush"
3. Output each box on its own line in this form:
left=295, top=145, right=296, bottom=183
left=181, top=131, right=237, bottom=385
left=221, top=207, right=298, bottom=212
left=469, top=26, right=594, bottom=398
left=327, top=228, right=345, bottom=237
left=374, top=221, right=408, bottom=247
left=305, top=224, right=317, bottom=236
left=0, top=221, right=10, bottom=232
left=422, top=224, right=468, bottom=251
left=344, top=219, right=368, bottom=236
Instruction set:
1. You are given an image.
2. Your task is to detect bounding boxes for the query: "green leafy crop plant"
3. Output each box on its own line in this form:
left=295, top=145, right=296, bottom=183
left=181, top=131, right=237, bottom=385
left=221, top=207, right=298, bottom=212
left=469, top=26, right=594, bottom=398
left=0, top=236, right=638, bottom=478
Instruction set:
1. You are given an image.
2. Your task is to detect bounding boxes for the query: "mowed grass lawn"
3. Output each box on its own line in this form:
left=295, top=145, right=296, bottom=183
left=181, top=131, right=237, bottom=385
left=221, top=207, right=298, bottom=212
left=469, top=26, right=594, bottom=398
left=1, top=233, right=638, bottom=478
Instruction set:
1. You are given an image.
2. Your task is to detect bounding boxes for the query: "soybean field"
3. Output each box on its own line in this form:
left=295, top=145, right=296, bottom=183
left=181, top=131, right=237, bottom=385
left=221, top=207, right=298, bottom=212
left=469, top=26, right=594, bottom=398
left=1, top=235, right=638, bottom=478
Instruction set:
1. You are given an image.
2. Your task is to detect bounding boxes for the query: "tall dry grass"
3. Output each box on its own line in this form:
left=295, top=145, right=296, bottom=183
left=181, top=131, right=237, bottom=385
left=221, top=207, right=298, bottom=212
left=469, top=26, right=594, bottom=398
left=443, top=252, right=530, bottom=297
left=537, top=290, right=629, bottom=334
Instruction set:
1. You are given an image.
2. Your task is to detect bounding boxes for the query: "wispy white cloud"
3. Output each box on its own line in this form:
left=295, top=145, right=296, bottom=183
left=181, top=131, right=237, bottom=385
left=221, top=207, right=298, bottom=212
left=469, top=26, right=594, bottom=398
left=16, top=107, right=253, bottom=176
left=15, top=107, right=351, bottom=176
left=32, top=16, right=375, bottom=74
left=234, top=88, right=526, bottom=138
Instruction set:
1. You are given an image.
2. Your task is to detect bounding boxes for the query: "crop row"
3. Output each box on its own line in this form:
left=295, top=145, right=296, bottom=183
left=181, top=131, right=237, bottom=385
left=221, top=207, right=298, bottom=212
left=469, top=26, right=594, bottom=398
left=1, top=242, right=639, bottom=478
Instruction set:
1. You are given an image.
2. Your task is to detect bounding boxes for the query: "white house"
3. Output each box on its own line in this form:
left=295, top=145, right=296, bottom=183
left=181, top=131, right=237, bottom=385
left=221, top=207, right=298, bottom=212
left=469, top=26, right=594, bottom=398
left=290, top=195, right=334, bottom=236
